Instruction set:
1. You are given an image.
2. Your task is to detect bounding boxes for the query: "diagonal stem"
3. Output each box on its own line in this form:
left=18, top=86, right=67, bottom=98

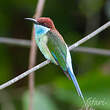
left=69, top=21, right=110, bottom=50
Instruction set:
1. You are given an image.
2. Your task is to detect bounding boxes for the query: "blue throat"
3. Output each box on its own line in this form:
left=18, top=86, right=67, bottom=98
left=34, top=24, right=50, bottom=36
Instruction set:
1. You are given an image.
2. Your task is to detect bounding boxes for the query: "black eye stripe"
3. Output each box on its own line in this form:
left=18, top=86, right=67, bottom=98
left=39, top=23, right=50, bottom=28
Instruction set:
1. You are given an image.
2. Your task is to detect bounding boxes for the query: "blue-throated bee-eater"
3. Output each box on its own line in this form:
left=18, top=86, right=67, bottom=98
left=25, top=17, right=84, bottom=101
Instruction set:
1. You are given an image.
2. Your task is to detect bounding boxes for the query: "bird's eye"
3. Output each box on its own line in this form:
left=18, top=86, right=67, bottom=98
left=42, top=23, right=50, bottom=28
left=40, top=23, right=46, bottom=27
left=39, top=22, right=51, bottom=28
left=43, top=23, right=48, bottom=27
left=40, top=23, right=44, bottom=26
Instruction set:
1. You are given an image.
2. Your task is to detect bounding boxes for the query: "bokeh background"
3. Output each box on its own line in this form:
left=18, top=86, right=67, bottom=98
left=0, top=0, right=110, bottom=110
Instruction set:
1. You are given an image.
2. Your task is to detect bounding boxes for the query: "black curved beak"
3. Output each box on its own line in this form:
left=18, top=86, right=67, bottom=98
left=24, top=18, right=38, bottom=24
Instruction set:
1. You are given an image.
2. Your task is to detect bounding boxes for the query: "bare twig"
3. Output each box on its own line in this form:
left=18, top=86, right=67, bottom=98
left=28, top=29, right=36, bottom=110
left=1, top=38, right=110, bottom=56
left=0, top=21, right=110, bottom=90
left=28, top=0, right=45, bottom=110
left=69, top=21, right=110, bottom=50
left=73, top=46, right=110, bottom=56
left=0, top=60, right=50, bottom=90
left=0, top=37, right=30, bottom=47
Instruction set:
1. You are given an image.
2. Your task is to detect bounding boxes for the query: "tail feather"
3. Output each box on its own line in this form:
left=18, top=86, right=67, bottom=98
left=67, top=68, right=85, bottom=102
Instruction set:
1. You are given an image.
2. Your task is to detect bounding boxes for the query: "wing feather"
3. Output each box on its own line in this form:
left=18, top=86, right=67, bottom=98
left=46, top=30, right=84, bottom=101
left=46, top=30, right=67, bottom=71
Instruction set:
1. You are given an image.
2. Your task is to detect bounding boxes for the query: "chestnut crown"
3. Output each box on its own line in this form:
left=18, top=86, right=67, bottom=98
left=36, top=17, right=55, bottom=29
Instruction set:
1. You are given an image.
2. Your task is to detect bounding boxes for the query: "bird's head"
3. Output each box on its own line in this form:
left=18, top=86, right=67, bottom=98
left=25, top=17, right=55, bottom=30
left=25, top=17, right=56, bottom=35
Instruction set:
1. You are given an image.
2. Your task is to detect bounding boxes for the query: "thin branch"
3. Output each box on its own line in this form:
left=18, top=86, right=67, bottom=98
left=69, top=21, right=110, bottom=50
left=1, top=38, right=110, bottom=56
left=0, top=21, right=110, bottom=90
left=28, top=29, right=36, bottom=110
left=28, top=0, right=45, bottom=110
left=1, top=37, right=110, bottom=56
left=0, top=60, right=50, bottom=90
left=73, top=46, right=110, bottom=56
left=0, top=37, right=30, bottom=47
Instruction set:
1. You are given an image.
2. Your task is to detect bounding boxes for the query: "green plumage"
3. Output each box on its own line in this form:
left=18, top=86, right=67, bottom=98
left=46, top=31, right=67, bottom=71
left=35, top=30, right=67, bottom=71
left=26, top=17, right=84, bottom=102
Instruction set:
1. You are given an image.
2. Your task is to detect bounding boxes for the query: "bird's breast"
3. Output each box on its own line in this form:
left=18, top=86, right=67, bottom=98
left=35, top=34, right=48, bottom=45
left=34, top=24, right=50, bottom=36
left=35, top=34, right=57, bottom=64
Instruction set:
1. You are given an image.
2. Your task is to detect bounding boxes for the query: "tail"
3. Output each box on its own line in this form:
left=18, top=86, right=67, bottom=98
left=67, top=68, right=85, bottom=102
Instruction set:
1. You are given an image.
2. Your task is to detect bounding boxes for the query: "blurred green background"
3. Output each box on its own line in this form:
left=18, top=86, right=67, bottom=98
left=0, top=0, right=110, bottom=110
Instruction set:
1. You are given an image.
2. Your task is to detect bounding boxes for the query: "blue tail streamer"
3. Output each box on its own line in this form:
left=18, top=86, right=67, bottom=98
left=67, top=68, right=85, bottom=102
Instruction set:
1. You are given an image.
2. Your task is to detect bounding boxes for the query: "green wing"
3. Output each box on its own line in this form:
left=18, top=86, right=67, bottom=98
left=46, top=30, right=67, bottom=71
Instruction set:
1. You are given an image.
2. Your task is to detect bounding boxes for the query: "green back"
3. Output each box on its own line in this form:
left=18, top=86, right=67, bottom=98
left=46, top=31, right=67, bottom=71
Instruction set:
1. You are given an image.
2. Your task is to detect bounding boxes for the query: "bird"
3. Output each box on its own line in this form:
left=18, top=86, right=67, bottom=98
left=25, top=17, right=85, bottom=102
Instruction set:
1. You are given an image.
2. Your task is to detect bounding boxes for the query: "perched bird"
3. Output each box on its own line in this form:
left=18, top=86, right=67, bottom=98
left=25, top=17, right=84, bottom=101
